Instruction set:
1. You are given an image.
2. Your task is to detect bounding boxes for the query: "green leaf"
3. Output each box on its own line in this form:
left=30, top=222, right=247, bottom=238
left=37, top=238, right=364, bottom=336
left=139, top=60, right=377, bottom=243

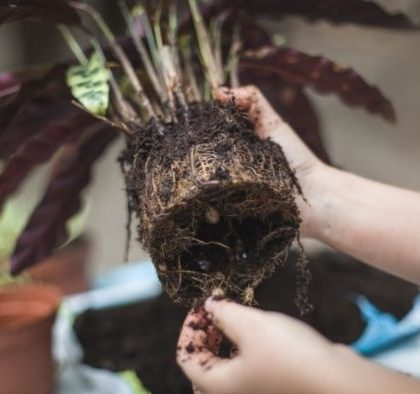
left=119, top=371, right=150, bottom=394
left=66, top=50, right=110, bottom=116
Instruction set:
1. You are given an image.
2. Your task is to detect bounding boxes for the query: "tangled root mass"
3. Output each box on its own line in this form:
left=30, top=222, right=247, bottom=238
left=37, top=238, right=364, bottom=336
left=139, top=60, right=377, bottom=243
left=121, top=102, right=310, bottom=310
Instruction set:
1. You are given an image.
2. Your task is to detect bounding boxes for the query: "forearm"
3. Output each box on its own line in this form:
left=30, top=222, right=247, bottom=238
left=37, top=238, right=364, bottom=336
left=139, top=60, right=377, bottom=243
left=304, top=164, right=420, bottom=283
left=321, top=346, right=420, bottom=394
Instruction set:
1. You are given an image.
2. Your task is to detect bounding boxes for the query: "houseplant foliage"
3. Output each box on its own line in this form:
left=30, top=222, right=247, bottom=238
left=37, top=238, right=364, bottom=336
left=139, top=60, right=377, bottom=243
left=0, top=0, right=416, bottom=306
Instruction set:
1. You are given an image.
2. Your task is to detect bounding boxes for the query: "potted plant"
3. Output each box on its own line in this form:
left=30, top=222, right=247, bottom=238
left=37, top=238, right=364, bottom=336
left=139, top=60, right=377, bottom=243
left=1, top=0, right=414, bottom=310
left=0, top=259, right=61, bottom=394
left=1, top=1, right=417, bottom=393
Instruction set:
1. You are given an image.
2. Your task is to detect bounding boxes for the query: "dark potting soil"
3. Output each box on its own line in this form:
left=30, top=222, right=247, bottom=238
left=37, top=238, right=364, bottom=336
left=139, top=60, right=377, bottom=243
left=121, top=102, right=303, bottom=305
left=74, top=251, right=418, bottom=394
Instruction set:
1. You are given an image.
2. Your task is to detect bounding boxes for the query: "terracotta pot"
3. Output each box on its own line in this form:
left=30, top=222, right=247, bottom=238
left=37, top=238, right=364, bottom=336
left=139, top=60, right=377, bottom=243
left=0, top=283, right=61, bottom=394
left=29, top=238, right=90, bottom=295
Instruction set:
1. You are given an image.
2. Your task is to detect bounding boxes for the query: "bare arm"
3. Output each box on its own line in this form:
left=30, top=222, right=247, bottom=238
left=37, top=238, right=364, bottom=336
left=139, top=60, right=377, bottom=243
left=332, top=344, right=420, bottom=394
left=303, top=165, right=420, bottom=283
left=217, top=86, right=420, bottom=284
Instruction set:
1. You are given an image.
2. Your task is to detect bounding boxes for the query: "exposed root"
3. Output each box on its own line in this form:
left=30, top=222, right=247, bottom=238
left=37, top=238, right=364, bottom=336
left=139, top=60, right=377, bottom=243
left=121, top=102, right=306, bottom=308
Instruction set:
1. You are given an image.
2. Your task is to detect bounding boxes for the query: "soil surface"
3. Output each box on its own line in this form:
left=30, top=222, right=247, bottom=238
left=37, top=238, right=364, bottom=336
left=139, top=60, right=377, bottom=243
left=74, top=251, right=418, bottom=394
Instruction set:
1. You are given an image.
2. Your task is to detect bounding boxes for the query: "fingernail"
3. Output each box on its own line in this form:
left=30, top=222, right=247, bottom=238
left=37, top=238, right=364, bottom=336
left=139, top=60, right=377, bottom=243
left=205, top=294, right=226, bottom=312
left=204, top=297, right=215, bottom=312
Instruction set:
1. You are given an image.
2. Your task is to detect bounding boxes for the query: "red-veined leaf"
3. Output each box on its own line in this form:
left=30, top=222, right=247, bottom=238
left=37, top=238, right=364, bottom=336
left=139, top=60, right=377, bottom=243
left=0, top=113, right=99, bottom=210
left=0, top=0, right=80, bottom=25
left=10, top=126, right=118, bottom=274
left=240, top=46, right=396, bottom=122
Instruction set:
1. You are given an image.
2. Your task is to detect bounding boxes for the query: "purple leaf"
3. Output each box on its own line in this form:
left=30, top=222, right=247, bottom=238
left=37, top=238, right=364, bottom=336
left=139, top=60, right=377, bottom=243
left=0, top=99, right=79, bottom=159
left=239, top=23, right=329, bottom=162
left=240, top=46, right=396, bottom=122
left=0, top=72, right=20, bottom=92
left=242, top=0, right=417, bottom=29
left=268, top=84, right=330, bottom=164
left=0, top=0, right=80, bottom=25
left=0, top=65, right=68, bottom=141
left=0, top=113, right=99, bottom=210
left=10, top=126, right=118, bottom=274
left=202, top=0, right=417, bottom=29
left=241, top=22, right=272, bottom=50
left=0, top=36, right=140, bottom=159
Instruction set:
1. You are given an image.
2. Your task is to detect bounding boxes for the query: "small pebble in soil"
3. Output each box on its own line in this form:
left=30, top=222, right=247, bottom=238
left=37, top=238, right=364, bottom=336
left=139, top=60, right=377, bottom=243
left=211, top=288, right=225, bottom=299
left=205, top=206, right=221, bottom=224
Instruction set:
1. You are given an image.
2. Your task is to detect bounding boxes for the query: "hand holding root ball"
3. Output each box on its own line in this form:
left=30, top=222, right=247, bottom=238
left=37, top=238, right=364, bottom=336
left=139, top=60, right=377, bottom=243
left=176, top=87, right=420, bottom=394
left=215, top=85, right=324, bottom=237
left=177, top=297, right=336, bottom=394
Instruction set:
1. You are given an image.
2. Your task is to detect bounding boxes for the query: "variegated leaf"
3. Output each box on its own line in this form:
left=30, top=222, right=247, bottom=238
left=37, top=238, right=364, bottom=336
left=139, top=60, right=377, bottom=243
left=66, top=50, right=111, bottom=116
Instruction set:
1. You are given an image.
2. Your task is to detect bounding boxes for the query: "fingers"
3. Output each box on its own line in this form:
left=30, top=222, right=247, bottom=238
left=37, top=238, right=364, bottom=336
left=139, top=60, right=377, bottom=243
left=177, top=306, right=223, bottom=369
left=204, top=298, right=262, bottom=347
left=177, top=306, right=239, bottom=393
left=214, top=86, right=253, bottom=112
left=215, top=85, right=285, bottom=139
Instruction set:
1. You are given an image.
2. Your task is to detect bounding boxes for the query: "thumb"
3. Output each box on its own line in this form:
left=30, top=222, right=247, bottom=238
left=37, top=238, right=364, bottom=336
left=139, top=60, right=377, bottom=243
left=204, top=298, right=262, bottom=346
left=177, top=306, right=239, bottom=393
left=214, top=86, right=286, bottom=139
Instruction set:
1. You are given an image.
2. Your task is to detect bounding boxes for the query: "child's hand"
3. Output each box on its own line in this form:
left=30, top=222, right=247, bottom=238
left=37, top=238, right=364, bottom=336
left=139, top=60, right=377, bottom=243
left=177, top=298, right=337, bottom=394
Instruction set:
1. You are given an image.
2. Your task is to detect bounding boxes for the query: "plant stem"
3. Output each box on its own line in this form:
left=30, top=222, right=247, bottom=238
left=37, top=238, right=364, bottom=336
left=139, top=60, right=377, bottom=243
left=135, top=5, right=161, bottom=75
left=93, top=42, right=139, bottom=128
left=167, top=1, right=189, bottom=116
left=153, top=1, right=164, bottom=55
left=134, top=3, right=172, bottom=116
left=59, top=25, right=87, bottom=64
left=210, top=13, right=227, bottom=82
left=117, top=0, right=165, bottom=101
left=70, top=1, right=156, bottom=119
left=188, top=0, right=224, bottom=92
left=226, top=25, right=242, bottom=88
left=179, top=36, right=202, bottom=102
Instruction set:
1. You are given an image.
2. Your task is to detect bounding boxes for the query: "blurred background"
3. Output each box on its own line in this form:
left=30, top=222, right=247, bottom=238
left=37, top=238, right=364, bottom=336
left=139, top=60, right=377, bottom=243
left=1, top=0, right=420, bottom=274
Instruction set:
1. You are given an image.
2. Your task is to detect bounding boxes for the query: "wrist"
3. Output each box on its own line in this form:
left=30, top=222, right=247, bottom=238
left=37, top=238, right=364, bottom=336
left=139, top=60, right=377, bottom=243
left=325, top=344, right=420, bottom=394
left=312, top=344, right=365, bottom=394
left=297, top=162, right=336, bottom=238
left=289, top=342, right=348, bottom=394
